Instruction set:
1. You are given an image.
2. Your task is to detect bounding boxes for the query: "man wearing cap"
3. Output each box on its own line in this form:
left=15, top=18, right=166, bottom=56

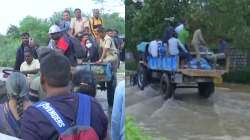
left=48, top=25, right=77, bottom=66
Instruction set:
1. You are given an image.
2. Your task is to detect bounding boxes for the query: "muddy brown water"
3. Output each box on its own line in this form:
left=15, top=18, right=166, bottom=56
left=126, top=83, right=250, bottom=140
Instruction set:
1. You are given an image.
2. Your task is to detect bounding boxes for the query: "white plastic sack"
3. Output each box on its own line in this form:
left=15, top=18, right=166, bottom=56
left=148, top=40, right=158, bottom=57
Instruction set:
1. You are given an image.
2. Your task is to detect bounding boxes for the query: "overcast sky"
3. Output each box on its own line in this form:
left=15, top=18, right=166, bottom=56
left=0, top=0, right=124, bottom=35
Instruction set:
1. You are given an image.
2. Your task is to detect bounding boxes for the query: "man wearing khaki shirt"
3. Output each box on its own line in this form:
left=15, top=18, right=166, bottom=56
left=96, top=27, right=118, bottom=70
left=70, top=8, right=89, bottom=36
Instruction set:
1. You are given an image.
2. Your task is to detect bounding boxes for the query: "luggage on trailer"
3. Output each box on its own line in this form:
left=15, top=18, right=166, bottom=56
left=147, top=55, right=178, bottom=71
left=188, top=58, right=211, bottom=70
left=148, top=40, right=159, bottom=57
left=136, top=42, right=149, bottom=53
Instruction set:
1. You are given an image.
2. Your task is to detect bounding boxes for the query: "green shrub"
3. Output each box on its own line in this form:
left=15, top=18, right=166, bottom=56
left=223, top=67, right=250, bottom=84
left=125, top=60, right=138, bottom=71
left=126, top=116, right=152, bottom=140
left=126, top=116, right=168, bottom=140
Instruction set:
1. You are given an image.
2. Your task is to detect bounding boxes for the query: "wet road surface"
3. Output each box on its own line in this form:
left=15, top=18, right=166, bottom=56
left=126, top=83, right=250, bottom=140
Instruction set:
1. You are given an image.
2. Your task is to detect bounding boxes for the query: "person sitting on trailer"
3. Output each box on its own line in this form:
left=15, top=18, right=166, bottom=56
left=96, top=27, right=118, bottom=107
left=96, top=27, right=118, bottom=70
left=89, top=9, right=103, bottom=38
left=76, top=32, right=99, bottom=62
left=48, top=24, right=77, bottom=66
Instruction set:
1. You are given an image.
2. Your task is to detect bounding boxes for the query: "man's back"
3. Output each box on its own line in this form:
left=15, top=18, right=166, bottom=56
left=168, top=37, right=180, bottom=55
left=21, top=93, right=108, bottom=140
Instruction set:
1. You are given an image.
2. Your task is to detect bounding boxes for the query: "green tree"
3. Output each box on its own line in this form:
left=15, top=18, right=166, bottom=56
left=188, top=0, right=250, bottom=48
left=126, top=0, right=189, bottom=51
left=126, top=0, right=250, bottom=51
left=49, top=8, right=75, bottom=25
left=102, top=13, right=125, bottom=34
left=19, top=16, right=50, bottom=45
left=6, top=25, right=20, bottom=39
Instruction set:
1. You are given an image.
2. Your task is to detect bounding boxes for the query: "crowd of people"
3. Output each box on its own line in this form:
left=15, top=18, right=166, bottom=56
left=0, top=8, right=125, bottom=140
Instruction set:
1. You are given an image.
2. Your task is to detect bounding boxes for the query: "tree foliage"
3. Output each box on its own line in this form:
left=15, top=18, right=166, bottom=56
left=19, top=16, right=51, bottom=45
left=6, top=25, right=20, bottom=39
left=49, top=8, right=75, bottom=25
left=126, top=0, right=250, bottom=50
left=102, top=13, right=125, bottom=34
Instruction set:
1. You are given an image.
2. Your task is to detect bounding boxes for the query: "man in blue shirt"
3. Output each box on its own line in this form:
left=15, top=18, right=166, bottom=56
left=111, top=80, right=125, bottom=140
left=59, top=9, right=71, bottom=34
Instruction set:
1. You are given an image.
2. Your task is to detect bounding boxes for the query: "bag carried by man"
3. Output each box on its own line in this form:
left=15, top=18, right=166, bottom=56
left=33, top=94, right=99, bottom=140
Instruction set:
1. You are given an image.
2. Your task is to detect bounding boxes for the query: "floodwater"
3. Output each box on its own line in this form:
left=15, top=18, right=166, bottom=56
left=126, top=83, right=250, bottom=140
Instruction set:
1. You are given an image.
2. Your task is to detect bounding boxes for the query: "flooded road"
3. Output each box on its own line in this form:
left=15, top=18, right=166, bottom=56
left=126, top=83, right=250, bottom=140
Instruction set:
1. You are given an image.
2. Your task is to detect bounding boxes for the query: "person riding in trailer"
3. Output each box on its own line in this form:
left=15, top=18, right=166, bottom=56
left=168, top=31, right=191, bottom=65
left=76, top=32, right=99, bottom=62
left=48, top=25, right=77, bottom=66
left=89, top=9, right=103, bottom=38
left=96, top=27, right=118, bottom=71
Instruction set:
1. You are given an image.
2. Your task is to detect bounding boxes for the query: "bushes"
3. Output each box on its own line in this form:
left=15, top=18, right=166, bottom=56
left=223, top=68, right=250, bottom=84
left=126, top=116, right=152, bottom=140
left=125, top=59, right=138, bottom=71
left=126, top=116, right=168, bottom=140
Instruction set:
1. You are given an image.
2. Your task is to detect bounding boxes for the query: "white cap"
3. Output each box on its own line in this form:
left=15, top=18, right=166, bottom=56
left=48, top=25, right=62, bottom=34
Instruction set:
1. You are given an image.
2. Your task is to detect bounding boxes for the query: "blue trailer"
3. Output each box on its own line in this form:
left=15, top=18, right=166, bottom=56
left=136, top=43, right=229, bottom=99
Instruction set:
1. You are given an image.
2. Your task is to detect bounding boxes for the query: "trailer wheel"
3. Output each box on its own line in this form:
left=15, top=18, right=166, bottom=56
left=137, top=65, right=147, bottom=90
left=198, top=82, right=215, bottom=98
left=160, top=73, right=173, bottom=100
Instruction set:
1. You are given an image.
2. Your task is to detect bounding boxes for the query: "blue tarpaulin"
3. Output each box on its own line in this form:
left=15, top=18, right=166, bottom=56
left=147, top=55, right=178, bottom=71
left=137, top=42, right=149, bottom=53
left=188, top=58, right=211, bottom=70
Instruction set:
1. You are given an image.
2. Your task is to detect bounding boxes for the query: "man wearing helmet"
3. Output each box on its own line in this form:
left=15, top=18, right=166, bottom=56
left=48, top=25, right=77, bottom=66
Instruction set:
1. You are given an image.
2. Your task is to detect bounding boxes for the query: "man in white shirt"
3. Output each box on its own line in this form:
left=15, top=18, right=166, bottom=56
left=20, top=48, right=40, bottom=78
